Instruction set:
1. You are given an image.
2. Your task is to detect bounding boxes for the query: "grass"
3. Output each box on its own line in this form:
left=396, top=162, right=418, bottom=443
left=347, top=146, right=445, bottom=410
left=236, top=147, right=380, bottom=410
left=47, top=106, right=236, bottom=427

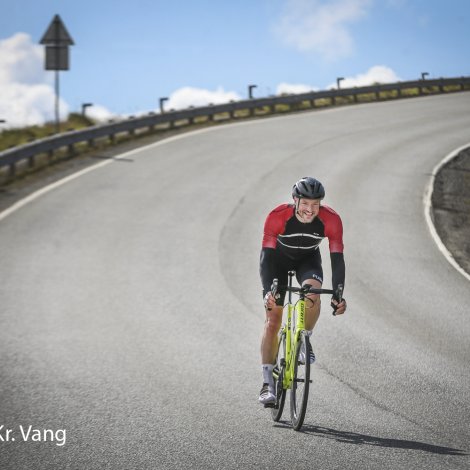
left=0, top=113, right=95, bottom=152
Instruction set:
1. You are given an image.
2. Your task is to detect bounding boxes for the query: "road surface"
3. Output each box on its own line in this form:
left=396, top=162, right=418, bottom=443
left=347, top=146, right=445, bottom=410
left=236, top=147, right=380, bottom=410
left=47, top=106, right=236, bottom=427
left=1, top=93, right=469, bottom=469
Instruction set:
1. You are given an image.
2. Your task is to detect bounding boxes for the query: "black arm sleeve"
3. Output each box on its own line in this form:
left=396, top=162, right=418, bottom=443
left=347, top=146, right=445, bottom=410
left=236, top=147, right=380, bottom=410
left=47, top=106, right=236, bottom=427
left=260, top=247, right=276, bottom=295
left=330, top=252, right=345, bottom=295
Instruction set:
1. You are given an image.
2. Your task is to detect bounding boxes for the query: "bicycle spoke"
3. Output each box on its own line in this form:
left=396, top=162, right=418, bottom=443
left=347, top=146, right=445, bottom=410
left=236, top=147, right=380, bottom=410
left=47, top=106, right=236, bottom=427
left=271, top=331, right=287, bottom=422
left=290, top=333, right=311, bottom=430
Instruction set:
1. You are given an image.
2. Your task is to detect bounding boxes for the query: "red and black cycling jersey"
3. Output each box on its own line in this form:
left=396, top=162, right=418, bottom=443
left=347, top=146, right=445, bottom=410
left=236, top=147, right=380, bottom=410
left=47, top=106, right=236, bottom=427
left=260, top=203, right=345, bottom=296
left=262, top=203, right=344, bottom=258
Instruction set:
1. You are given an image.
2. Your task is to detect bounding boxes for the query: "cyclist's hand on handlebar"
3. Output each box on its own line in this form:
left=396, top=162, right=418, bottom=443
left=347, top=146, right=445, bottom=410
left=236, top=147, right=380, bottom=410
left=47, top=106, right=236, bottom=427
left=331, top=297, right=347, bottom=315
left=264, top=292, right=277, bottom=311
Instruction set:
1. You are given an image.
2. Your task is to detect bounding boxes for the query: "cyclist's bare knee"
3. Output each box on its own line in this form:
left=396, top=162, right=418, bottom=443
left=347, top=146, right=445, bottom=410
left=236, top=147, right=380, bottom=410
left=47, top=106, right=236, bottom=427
left=306, top=293, right=321, bottom=311
left=302, top=279, right=322, bottom=324
left=303, top=279, right=321, bottom=298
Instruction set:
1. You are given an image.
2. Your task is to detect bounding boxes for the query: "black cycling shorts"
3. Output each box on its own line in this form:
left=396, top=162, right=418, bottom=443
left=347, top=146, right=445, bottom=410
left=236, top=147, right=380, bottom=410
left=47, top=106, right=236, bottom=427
left=261, top=249, right=323, bottom=306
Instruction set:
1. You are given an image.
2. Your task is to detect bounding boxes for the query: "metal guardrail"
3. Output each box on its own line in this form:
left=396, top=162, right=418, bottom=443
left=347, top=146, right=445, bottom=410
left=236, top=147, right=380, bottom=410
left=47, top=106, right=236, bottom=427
left=1, top=76, right=469, bottom=180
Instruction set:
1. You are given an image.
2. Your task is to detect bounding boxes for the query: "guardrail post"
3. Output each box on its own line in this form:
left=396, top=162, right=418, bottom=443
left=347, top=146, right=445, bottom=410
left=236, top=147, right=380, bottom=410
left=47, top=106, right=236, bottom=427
left=47, top=147, right=54, bottom=163
left=8, top=163, right=16, bottom=179
left=147, top=112, right=156, bottom=132
left=26, top=137, right=36, bottom=169
left=228, top=101, right=235, bottom=119
left=207, top=104, right=214, bottom=122
left=128, top=117, right=135, bottom=136
left=68, top=143, right=75, bottom=157
left=187, top=107, right=195, bottom=125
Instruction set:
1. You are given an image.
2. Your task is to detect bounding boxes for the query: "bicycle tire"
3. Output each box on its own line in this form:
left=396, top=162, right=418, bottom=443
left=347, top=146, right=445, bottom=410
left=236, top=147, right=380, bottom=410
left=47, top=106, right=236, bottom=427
left=271, top=331, right=287, bottom=421
left=290, top=332, right=311, bottom=430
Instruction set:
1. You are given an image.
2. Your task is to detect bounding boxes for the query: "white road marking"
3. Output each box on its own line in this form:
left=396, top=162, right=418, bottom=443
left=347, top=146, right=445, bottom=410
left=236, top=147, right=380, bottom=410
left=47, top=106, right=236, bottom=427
left=423, top=142, right=470, bottom=282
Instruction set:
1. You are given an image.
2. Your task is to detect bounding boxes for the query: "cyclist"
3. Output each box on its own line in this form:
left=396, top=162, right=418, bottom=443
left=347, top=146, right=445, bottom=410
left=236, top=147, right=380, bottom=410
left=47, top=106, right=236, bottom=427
left=259, top=177, right=347, bottom=405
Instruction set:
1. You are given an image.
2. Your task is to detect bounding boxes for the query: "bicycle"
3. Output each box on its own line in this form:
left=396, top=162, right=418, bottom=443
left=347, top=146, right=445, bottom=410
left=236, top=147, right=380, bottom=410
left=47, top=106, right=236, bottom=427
left=268, top=271, right=343, bottom=431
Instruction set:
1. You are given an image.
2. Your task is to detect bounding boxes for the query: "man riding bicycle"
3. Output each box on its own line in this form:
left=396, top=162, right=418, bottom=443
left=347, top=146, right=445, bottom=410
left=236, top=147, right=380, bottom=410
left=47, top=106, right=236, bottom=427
left=259, top=177, right=347, bottom=405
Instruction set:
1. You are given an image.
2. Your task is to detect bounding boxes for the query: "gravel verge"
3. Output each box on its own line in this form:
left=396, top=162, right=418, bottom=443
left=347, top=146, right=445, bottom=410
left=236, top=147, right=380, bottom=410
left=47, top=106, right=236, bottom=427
left=431, top=146, right=470, bottom=276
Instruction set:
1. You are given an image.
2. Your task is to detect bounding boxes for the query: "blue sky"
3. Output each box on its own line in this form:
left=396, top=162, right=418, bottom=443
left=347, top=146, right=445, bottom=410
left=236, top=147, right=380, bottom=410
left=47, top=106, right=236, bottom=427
left=1, top=0, right=469, bottom=127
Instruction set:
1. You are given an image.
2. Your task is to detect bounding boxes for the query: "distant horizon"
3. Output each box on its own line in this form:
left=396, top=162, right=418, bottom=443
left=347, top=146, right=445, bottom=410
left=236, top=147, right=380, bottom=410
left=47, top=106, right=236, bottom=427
left=1, top=0, right=469, bottom=128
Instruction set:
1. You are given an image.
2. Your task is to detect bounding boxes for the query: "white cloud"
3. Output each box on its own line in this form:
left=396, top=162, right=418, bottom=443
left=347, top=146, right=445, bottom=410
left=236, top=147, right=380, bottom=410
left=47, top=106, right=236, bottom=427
left=275, top=0, right=373, bottom=61
left=276, top=82, right=319, bottom=95
left=0, top=33, right=48, bottom=86
left=85, top=104, right=116, bottom=122
left=0, top=33, right=68, bottom=128
left=327, top=65, right=401, bottom=88
left=163, top=86, right=241, bottom=111
left=0, top=32, right=114, bottom=128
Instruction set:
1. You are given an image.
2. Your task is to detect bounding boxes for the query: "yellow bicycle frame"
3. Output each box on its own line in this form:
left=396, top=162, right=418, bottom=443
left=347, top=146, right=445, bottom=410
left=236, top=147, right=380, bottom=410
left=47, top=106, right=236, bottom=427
left=282, top=292, right=306, bottom=390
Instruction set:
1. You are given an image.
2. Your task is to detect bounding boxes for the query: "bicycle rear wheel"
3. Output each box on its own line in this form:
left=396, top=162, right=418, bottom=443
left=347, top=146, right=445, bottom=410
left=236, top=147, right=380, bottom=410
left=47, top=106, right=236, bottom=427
left=290, top=331, right=311, bottom=430
left=271, top=331, right=287, bottom=421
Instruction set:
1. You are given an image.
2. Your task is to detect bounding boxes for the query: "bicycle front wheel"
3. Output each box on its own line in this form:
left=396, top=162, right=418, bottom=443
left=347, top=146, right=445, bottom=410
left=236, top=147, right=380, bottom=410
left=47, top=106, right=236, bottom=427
left=290, top=331, right=311, bottom=430
left=271, top=331, right=287, bottom=422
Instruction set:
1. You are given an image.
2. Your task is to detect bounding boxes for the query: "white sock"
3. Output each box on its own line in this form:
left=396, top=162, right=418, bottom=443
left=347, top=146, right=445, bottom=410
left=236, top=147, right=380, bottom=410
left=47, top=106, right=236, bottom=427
left=262, top=364, right=274, bottom=394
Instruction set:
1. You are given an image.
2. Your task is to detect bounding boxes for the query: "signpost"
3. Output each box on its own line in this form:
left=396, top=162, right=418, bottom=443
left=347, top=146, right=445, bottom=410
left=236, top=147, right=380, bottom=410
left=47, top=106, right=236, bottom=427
left=40, top=15, right=74, bottom=133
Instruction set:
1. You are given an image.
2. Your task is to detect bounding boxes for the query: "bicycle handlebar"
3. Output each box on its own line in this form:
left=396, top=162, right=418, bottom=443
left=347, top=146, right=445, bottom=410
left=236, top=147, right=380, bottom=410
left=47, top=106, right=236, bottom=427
left=269, top=279, right=343, bottom=315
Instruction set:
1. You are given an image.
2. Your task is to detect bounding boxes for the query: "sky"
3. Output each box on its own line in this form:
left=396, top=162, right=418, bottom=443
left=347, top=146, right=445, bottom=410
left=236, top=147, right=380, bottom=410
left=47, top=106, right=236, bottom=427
left=0, top=0, right=469, bottom=128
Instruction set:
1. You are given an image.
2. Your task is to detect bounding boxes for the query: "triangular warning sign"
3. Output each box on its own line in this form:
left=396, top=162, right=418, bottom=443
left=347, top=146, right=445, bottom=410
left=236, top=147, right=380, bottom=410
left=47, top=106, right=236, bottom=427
left=40, top=14, right=74, bottom=45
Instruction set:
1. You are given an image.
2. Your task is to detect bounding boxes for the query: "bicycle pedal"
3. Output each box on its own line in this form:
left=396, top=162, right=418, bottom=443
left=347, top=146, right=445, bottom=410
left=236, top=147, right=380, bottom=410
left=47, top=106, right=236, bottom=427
left=264, top=402, right=276, bottom=409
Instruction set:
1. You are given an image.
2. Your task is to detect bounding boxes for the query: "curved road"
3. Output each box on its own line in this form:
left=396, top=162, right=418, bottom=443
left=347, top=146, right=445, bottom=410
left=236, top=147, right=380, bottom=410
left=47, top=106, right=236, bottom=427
left=1, top=93, right=469, bottom=469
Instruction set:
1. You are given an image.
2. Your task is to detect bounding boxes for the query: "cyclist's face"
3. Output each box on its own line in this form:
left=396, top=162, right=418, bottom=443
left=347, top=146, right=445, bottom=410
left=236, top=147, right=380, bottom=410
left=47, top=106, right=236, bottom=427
left=295, top=197, right=321, bottom=223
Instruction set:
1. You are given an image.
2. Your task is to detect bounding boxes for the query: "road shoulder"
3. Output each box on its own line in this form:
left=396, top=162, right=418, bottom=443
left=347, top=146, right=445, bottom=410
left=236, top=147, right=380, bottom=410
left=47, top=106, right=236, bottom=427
left=432, top=146, right=470, bottom=276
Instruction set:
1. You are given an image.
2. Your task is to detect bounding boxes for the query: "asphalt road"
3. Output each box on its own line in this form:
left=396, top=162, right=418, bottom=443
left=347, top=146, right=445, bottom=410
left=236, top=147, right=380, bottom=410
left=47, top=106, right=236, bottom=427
left=1, top=93, right=469, bottom=470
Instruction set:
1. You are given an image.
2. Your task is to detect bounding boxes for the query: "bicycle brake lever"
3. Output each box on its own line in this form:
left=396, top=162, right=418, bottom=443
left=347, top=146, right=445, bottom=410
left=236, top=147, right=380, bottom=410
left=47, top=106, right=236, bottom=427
left=336, top=284, right=343, bottom=303
left=267, top=279, right=279, bottom=311
left=271, top=279, right=279, bottom=297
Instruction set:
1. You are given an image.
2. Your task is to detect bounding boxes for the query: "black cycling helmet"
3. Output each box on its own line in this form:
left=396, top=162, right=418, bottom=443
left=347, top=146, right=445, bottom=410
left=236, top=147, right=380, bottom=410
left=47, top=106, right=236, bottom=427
left=292, top=177, right=325, bottom=200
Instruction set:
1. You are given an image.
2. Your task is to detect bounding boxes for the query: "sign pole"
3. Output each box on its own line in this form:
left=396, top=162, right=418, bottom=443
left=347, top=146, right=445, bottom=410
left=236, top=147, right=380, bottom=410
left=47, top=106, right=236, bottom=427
left=55, top=70, right=60, bottom=134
